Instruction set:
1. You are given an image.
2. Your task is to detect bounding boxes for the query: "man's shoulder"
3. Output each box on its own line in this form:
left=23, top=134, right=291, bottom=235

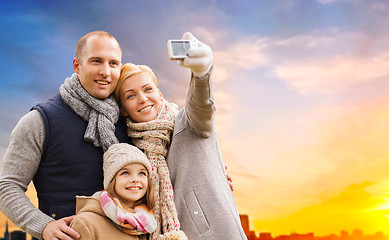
left=33, top=94, right=76, bottom=120
left=17, top=109, right=44, bottom=131
left=33, top=94, right=64, bottom=110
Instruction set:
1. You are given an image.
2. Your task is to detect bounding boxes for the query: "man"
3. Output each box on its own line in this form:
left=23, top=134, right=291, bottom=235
left=0, top=31, right=129, bottom=240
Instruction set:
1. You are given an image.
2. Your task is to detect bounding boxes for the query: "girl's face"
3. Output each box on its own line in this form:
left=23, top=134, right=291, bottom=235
left=114, top=163, right=148, bottom=208
left=119, top=72, right=162, bottom=123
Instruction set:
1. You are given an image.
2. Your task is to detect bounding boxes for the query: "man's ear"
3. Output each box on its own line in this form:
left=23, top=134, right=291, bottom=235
left=73, top=58, right=80, bottom=73
left=119, top=106, right=129, bottom=117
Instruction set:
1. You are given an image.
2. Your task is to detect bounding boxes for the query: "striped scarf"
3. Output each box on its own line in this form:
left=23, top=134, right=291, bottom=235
left=126, top=99, right=186, bottom=240
left=96, top=191, right=157, bottom=235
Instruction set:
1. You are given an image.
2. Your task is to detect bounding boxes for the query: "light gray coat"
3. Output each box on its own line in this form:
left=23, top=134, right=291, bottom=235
left=166, top=72, right=247, bottom=239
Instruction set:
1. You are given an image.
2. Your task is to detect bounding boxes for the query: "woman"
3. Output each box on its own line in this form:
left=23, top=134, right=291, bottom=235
left=115, top=32, right=247, bottom=240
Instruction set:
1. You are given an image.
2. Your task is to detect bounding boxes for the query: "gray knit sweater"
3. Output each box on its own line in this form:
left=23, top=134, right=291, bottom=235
left=0, top=110, right=53, bottom=239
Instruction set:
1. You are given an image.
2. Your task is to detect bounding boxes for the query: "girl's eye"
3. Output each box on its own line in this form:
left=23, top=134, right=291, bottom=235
left=121, top=171, right=129, bottom=175
left=139, top=171, right=147, bottom=176
left=145, top=87, right=153, bottom=92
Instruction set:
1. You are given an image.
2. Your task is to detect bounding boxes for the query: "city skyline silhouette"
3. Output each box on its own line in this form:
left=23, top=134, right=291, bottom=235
left=240, top=215, right=388, bottom=240
left=1, top=216, right=387, bottom=240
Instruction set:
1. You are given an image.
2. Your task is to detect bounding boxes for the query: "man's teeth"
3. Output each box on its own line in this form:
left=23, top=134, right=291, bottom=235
left=139, top=106, right=152, bottom=112
left=96, top=80, right=109, bottom=85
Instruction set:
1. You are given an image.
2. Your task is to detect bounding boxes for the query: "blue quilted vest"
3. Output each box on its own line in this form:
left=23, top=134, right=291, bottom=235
left=31, top=94, right=130, bottom=220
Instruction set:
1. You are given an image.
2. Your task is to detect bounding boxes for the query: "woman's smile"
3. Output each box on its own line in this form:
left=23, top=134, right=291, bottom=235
left=139, top=105, right=153, bottom=112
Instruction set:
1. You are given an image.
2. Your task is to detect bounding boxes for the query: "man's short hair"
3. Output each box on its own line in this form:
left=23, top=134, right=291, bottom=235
left=75, top=31, right=122, bottom=63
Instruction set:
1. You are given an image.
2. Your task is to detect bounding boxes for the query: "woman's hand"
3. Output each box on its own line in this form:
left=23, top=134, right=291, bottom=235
left=177, top=32, right=213, bottom=78
left=226, top=165, right=234, bottom=191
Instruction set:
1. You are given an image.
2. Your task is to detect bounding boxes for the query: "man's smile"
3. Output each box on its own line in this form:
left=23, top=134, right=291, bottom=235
left=95, top=80, right=109, bottom=85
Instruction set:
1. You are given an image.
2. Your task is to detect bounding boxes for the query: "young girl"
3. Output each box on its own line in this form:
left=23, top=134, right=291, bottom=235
left=70, top=143, right=157, bottom=240
left=115, top=33, right=247, bottom=239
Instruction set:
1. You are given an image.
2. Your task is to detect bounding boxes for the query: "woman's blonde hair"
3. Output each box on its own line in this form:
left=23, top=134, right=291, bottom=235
left=115, top=63, right=157, bottom=103
left=105, top=166, right=155, bottom=211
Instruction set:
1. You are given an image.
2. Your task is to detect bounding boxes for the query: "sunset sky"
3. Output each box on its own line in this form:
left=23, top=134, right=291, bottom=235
left=1, top=0, right=389, bottom=237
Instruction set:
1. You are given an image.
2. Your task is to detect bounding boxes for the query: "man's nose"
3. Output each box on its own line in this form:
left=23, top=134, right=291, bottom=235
left=99, top=62, right=111, bottom=77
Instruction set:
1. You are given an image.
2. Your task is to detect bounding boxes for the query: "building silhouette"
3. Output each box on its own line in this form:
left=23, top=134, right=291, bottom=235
left=260, top=232, right=273, bottom=240
left=241, top=214, right=258, bottom=240
left=10, top=231, right=26, bottom=240
left=0, top=220, right=25, bottom=240
left=0, top=220, right=10, bottom=240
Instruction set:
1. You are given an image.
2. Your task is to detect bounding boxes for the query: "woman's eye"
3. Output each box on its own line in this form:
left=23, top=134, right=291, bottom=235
left=126, top=94, right=135, bottom=99
left=140, top=171, right=147, bottom=176
left=145, top=87, right=153, bottom=92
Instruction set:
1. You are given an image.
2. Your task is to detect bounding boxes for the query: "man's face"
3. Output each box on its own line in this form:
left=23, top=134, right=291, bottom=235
left=73, top=36, right=122, bottom=99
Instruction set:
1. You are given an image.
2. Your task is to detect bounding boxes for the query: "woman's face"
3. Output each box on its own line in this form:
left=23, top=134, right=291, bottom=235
left=119, top=72, right=162, bottom=123
left=114, top=163, right=148, bottom=208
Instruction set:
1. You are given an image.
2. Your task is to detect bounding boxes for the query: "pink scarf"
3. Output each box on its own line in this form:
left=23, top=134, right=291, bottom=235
left=96, top=191, right=157, bottom=235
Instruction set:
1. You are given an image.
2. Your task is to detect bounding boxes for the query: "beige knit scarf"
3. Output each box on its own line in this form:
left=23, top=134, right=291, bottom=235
left=126, top=99, right=186, bottom=240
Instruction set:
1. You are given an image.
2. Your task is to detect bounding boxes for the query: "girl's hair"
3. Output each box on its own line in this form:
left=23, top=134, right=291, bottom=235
left=115, top=63, right=158, bottom=103
left=105, top=165, right=155, bottom=211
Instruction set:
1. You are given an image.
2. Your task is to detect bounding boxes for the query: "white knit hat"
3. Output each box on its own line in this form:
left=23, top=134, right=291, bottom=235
left=103, top=143, right=152, bottom=189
